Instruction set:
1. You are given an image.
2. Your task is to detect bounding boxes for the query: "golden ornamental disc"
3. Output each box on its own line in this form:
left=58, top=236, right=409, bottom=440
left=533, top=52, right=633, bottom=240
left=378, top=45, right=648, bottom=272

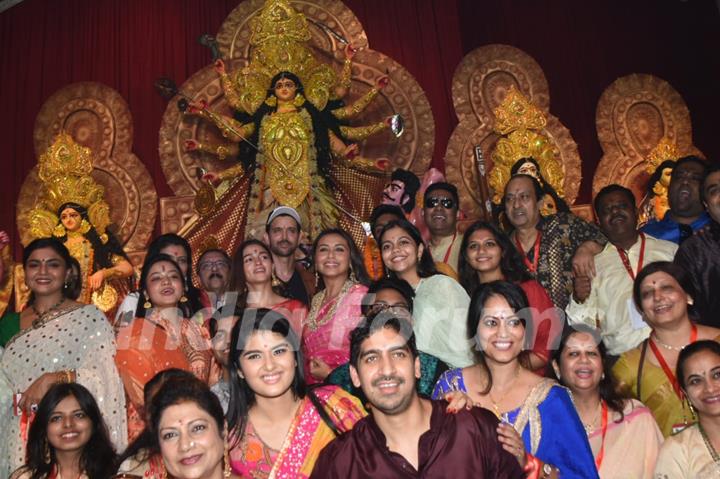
left=91, top=283, right=118, bottom=313
left=194, top=183, right=217, bottom=216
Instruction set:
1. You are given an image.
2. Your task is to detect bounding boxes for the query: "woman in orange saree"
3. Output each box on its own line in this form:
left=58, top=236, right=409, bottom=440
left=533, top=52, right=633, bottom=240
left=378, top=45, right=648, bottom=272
left=115, top=253, right=212, bottom=442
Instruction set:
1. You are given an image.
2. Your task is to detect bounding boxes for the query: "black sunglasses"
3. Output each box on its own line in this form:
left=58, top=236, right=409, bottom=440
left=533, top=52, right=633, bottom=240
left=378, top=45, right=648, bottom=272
left=426, top=197, right=456, bottom=209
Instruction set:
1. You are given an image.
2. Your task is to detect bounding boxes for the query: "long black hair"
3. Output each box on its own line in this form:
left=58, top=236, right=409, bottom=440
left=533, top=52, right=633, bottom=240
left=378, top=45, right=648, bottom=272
left=145, top=233, right=204, bottom=316
left=551, top=324, right=627, bottom=421
left=24, top=383, right=116, bottom=479
left=467, top=281, right=533, bottom=393
left=458, top=221, right=532, bottom=294
left=134, top=253, right=191, bottom=318
left=313, top=228, right=371, bottom=289
left=55, top=202, right=131, bottom=273
left=226, top=309, right=306, bottom=440
left=378, top=219, right=438, bottom=279
left=234, top=71, right=348, bottom=189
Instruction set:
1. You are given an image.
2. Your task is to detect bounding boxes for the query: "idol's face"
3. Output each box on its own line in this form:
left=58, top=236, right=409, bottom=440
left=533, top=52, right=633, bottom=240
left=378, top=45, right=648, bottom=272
left=516, top=161, right=538, bottom=178
left=382, top=180, right=407, bottom=206
left=274, top=78, right=298, bottom=102
left=158, top=401, right=225, bottom=479
left=60, top=207, right=82, bottom=233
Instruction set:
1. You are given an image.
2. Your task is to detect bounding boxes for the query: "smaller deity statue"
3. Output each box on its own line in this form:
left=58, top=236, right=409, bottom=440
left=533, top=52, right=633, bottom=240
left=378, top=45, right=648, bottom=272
left=22, top=133, right=134, bottom=314
left=510, top=157, right=569, bottom=217
left=638, top=138, right=679, bottom=226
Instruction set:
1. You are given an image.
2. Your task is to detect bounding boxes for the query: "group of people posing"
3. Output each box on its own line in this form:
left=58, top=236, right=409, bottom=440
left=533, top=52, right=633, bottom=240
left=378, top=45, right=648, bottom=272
left=0, top=153, right=719, bottom=479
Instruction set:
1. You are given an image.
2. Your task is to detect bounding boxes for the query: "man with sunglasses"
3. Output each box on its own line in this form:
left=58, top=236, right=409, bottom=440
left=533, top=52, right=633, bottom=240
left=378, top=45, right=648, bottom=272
left=641, top=155, right=710, bottom=244
left=422, top=182, right=463, bottom=277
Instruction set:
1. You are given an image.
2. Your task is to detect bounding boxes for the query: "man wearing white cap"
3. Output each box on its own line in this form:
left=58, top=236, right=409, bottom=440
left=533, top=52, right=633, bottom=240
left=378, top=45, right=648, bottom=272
left=264, top=206, right=315, bottom=305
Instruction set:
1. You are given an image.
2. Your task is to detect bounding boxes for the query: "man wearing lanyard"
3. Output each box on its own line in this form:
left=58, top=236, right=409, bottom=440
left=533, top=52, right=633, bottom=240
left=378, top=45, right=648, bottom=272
left=503, top=173, right=606, bottom=310
left=566, top=185, right=677, bottom=356
left=423, top=182, right=463, bottom=278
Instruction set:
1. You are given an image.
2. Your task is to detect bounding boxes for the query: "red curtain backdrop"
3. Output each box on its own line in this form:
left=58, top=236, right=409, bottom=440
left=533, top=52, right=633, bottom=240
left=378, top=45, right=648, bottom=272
left=1, top=0, right=718, bottom=258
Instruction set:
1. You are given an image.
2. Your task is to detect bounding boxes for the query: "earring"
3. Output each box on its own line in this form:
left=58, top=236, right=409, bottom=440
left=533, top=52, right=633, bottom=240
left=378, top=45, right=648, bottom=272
left=349, top=266, right=358, bottom=284
left=79, top=219, right=91, bottom=234
left=180, top=294, right=188, bottom=303
left=601, top=372, right=605, bottom=380
left=143, top=292, right=152, bottom=309
left=271, top=269, right=282, bottom=288
left=315, top=271, right=320, bottom=288
left=52, top=223, right=66, bottom=238
left=224, top=440, right=232, bottom=477
left=687, top=398, right=697, bottom=419
left=264, top=96, right=277, bottom=107
left=293, top=93, right=306, bottom=107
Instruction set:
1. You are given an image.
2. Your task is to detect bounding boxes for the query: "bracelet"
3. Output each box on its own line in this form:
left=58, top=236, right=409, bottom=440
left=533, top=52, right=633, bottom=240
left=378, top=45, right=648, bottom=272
left=58, top=369, right=75, bottom=384
left=523, top=453, right=541, bottom=479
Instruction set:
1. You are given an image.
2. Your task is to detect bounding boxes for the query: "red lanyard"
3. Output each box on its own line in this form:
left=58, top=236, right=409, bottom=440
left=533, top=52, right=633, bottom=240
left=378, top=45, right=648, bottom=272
left=615, top=233, right=646, bottom=280
left=594, top=401, right=609, bottom=470
left=649, top=323, right=698, bottom=400
left=439, top=231, right=457, bottom=264
left=515, top=230, right=542, bottom=273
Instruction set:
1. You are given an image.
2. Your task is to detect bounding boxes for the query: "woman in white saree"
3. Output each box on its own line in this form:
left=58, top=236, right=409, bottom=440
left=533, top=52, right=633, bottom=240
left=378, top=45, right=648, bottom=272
left=0, top=238, right=126, bottom=477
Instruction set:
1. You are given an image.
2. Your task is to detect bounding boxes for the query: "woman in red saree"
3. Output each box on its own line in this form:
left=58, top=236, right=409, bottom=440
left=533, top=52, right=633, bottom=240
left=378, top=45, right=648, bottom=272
left=115, top=253, right=212, bottom=441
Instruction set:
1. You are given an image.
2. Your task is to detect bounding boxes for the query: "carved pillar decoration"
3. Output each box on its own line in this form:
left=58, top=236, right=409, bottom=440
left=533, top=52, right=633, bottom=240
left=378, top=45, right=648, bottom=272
left=593, top=74, right=703, bottom=202
left=16, top=82, right=158, bottom=267
left=158, top=0, right=435, bottom=257
left=444, top=44, right=582, bottom=221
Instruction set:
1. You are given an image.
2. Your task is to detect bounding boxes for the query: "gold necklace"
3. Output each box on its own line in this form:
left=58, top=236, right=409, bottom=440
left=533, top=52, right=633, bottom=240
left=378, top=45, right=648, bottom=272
left=487, top=366, right=521, bottom=418
left=31, top=298, right=66, bottom=325
left=307, top=279, right=354, bottom=331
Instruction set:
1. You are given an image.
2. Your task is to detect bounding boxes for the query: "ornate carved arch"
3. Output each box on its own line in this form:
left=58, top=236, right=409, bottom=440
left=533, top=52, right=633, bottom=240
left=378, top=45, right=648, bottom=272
left=17, top=82, right=157, bottom=264
left=445, top=44, right=581, bottom=220
left=593, top=74, right=702, bottom=201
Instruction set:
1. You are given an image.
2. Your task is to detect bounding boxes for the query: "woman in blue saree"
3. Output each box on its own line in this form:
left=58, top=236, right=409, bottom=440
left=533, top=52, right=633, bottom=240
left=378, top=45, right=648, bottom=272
left=432, top=281, right=598, bottom=478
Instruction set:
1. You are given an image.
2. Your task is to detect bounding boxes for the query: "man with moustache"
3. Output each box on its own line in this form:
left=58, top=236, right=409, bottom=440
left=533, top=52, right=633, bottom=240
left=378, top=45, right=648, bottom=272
left=423, top=182, right=463, bottom=277
left=503, top=174, right=606, bottom=310
left=310, top=313, right=525, bottom=478
left=642, top=155, right=710, bottom=244
left=566, top=185, right=677, bottom=355
left=264, top=206, right=315, bottom=305
left=674, top=163, right=720, bottom=326
left=196, top=248, right=232, bottom=309
left=382, top=169, right=421, bottom=214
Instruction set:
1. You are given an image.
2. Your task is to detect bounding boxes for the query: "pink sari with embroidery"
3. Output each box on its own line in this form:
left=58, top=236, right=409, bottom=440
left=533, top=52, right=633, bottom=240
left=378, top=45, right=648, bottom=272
left=230, top=385, right=365, bottom=478
left=302, top=284, right=367, bottom=384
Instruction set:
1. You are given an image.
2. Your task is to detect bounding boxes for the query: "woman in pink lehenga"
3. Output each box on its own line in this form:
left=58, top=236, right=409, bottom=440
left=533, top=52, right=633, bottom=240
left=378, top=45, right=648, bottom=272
left=303, top=229, right=370, bottom=384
